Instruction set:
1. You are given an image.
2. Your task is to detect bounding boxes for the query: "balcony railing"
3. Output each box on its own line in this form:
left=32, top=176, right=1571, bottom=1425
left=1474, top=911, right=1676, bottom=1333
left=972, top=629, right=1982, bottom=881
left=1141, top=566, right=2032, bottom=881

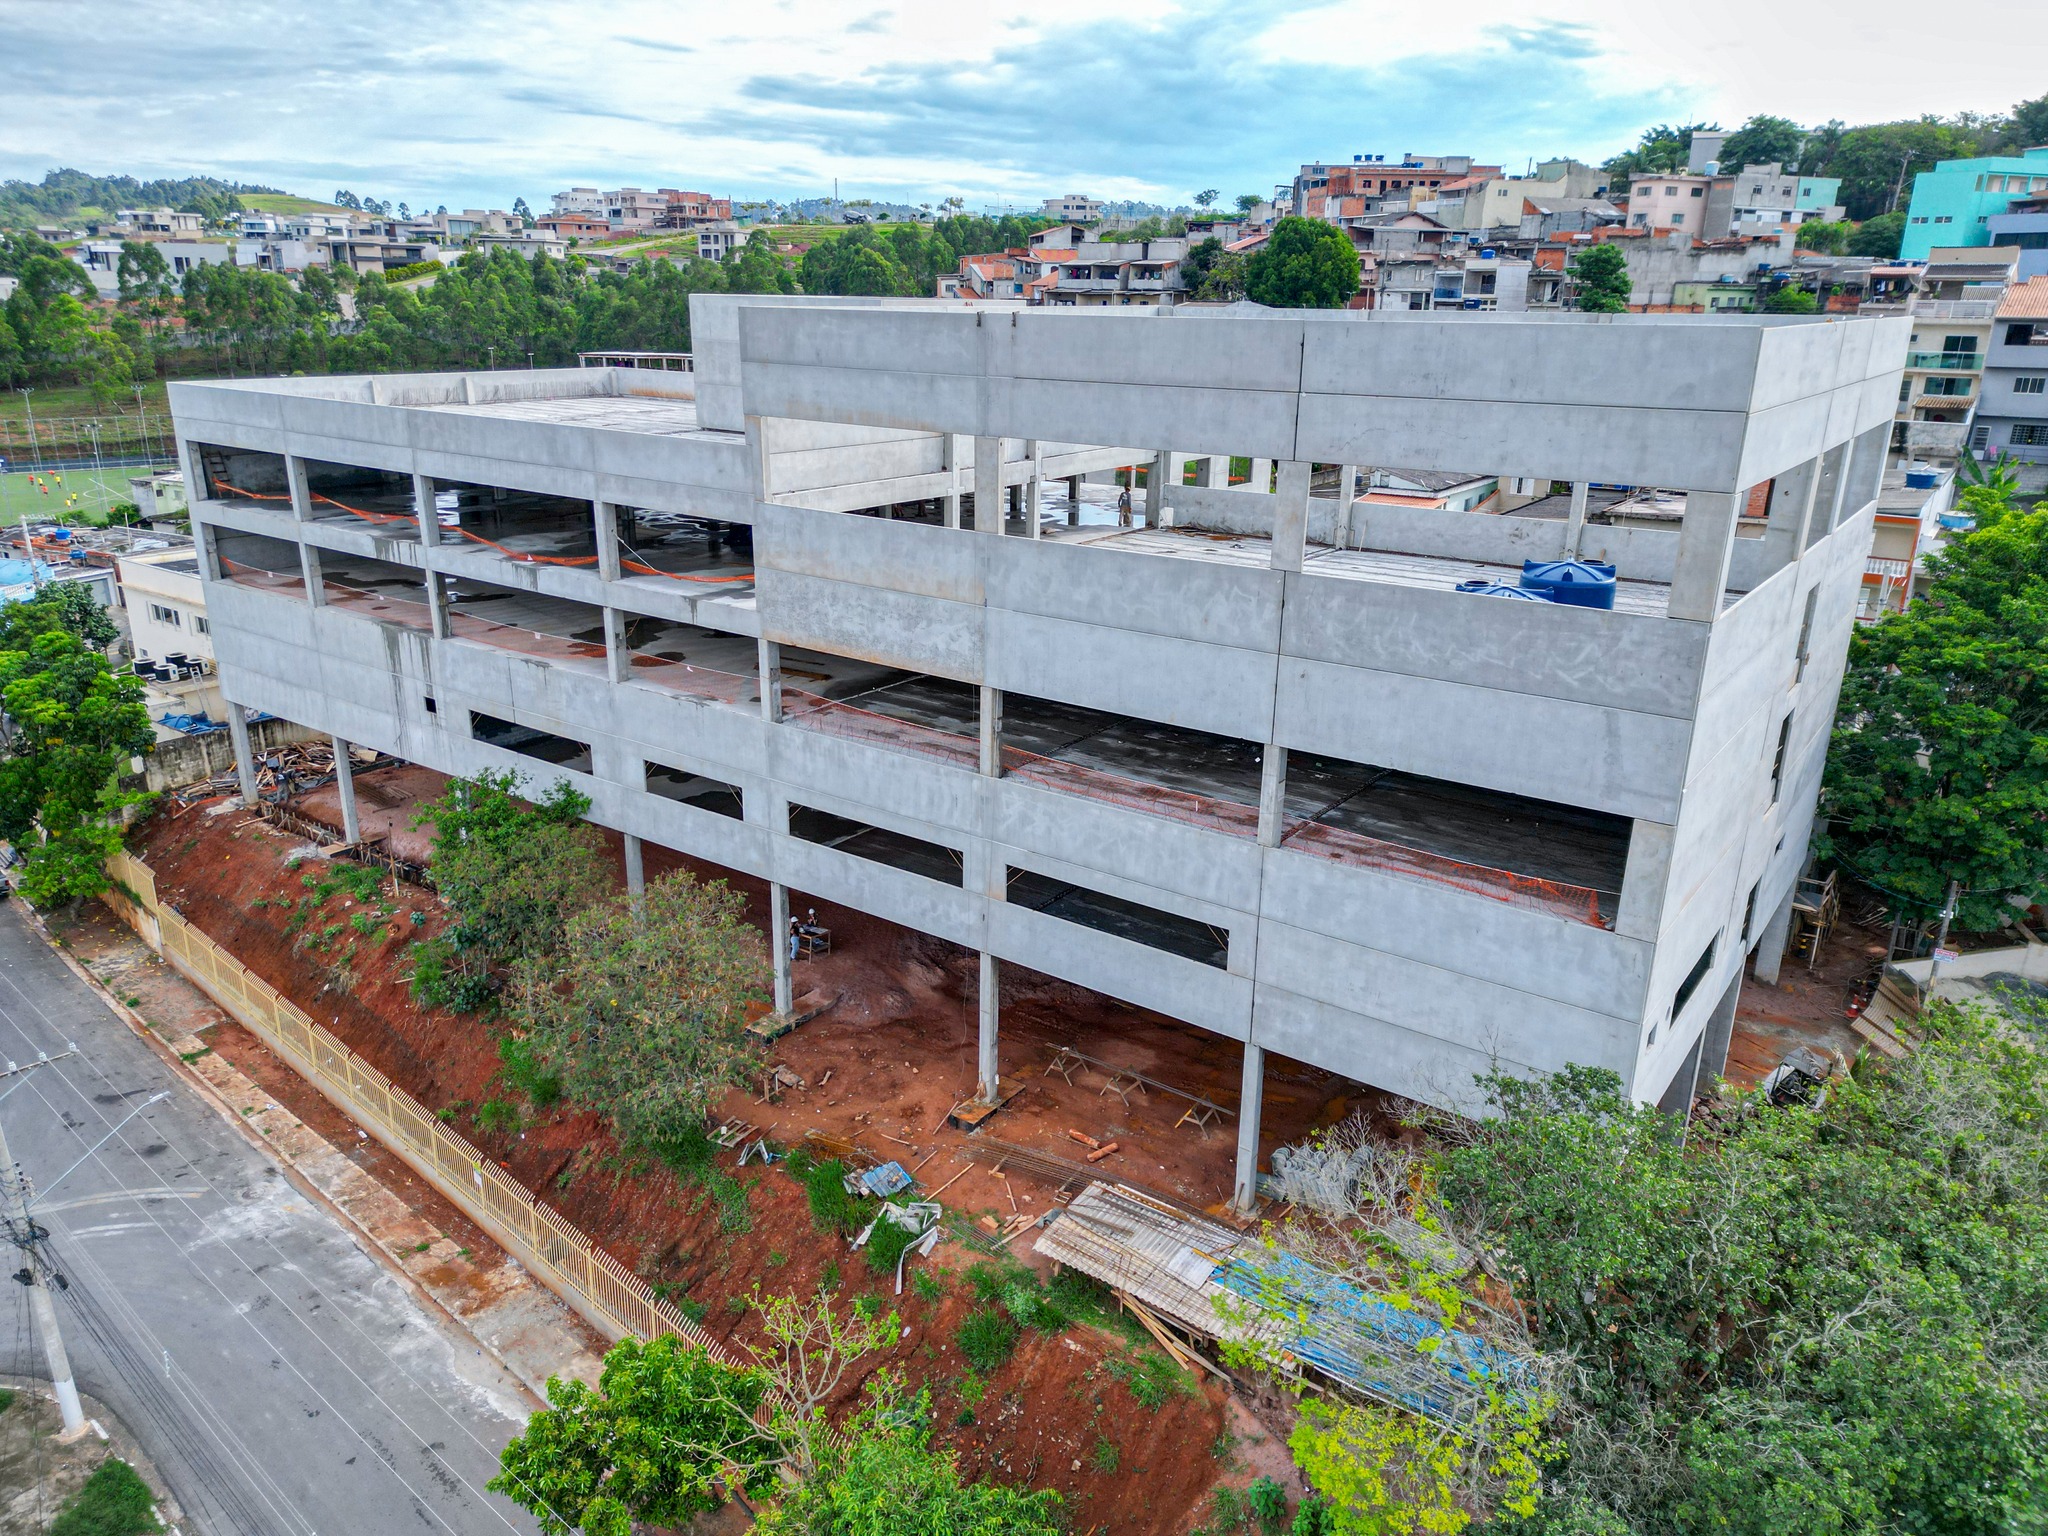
left=1906, top=351, right=1983, bottom=371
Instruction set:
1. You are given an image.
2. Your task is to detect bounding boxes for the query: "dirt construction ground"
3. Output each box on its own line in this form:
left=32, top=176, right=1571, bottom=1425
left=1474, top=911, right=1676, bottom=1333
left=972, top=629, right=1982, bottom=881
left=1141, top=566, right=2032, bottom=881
left=134, top=773, right=1351, bottom=1532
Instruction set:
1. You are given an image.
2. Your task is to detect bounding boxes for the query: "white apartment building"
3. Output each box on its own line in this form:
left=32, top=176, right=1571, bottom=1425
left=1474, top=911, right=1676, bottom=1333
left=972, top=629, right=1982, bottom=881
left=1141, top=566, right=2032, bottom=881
left=171, top=297, right=1903, bottom=1205
left=1041, top=194, right=1105, bottom=223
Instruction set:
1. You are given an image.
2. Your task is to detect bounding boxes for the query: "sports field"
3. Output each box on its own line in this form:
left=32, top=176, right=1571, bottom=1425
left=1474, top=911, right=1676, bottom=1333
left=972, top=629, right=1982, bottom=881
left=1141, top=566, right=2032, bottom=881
left=0, top=465, right=176, bottom=529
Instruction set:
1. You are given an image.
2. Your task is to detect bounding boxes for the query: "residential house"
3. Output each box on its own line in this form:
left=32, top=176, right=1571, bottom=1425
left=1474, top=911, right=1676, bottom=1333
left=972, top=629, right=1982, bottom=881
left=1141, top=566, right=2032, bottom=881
left=601, top=188, right=666, bottom=232
left=471, top=229, right=568, bottom=261
left=115, top=546, right=226, bottom=735
left=1988, top=193, right=2048, bottom=280
left=74, top=239, right=231, bottom=295
left=695, top=222, right=744, bottom=262
left=1534, top=228, right=1788, bottom=311
left=538, top=214, right=610, bottom=240
left=1875, top=246, right=2020, bottom=458
left=1728, top=164, right=1845, bottom=236
left=657, top=191, right=734, bottom=229
left=1287, top=155, right=1493, bottom=217
left=1041, top=194, right=1104, bottom=223
left=551, top=187, right=606, bottom=217
left=1973, top=275, right=2048, bottom=463
left=1626, top=174, right=1736, bottom=239
left=1863, top=465, right=1955, bottom=619
left=1901, top=146, right=2048, bottom=261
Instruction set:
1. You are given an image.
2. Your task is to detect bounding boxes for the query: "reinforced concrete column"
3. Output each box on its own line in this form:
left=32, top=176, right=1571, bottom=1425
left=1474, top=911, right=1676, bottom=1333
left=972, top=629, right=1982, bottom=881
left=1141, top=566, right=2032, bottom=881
left=979, top=686, right=1003, bottom=776
left=770, top=881, right=793, bottom=1016
left=1751, top=883, right=1798, bottom=985
left=1698, top=971, right=1742, bottom=1093
left=1334, top=464, right=1360, bottom=549
left=944, top=435, right=965, bottom=529
left=1667, top=490, right=1741, bottom=622
left=1146, top=450, right=1175, bottom=524
left=412, top=473, right=453, bottom=639
left=973, top=435, right=1005, bottom=534
left=224, top=704, right=259, bottom=808
left=1234, top=1043, right=1265, bottom=1213
left=1247, top=458, right=1273, bottom=494
left=412, top=473, right=440, bottom=546
left=1257, top=746, right=1289, bottom=847
left=1271, top=461, right=1312, bottom=574
left=623, top=833, right=645, bottom=895
left=331, top=737, right=361, bottom=844
left=593, top=500, right=622, bottom=582
left=1065, top=475, right=1082, bottom=523
left=758, top=638, right=783, bottom=722
left=284, top=455, right=326, bottom=604
left=1025, top=440, right=1043, bottom=538
left=1561, top=481, right=1590, bottom=560
left=1200, top=455, right=1228, bottom=489
left=977, top=949, right=1001, bottom=1101
left=603, top=607, right=631, bottom=684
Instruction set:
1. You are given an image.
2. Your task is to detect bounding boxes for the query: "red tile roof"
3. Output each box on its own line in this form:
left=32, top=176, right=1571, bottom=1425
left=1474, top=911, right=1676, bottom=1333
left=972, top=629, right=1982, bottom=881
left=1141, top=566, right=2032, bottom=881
left=1997, top=275, right=2048, bottom=319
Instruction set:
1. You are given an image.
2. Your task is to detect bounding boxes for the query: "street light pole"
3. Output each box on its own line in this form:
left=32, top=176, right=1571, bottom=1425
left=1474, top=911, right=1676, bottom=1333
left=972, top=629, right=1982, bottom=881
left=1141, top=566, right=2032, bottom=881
left=0, top=1066, right=85, bottom=1438
left=16, top=388, right=43, bottom=474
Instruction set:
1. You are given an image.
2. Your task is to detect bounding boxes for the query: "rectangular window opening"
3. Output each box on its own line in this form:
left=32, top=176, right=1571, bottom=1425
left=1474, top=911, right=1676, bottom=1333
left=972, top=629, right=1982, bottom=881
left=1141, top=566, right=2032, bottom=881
left=789, top=805, right=963, bottom=887
left=1006, top=865, right=1227, bottom=968
left=1671, top=933, right=1720, bottom=1021
left=1770, top=715, right=1793, bottom=803
left=1794, top=586, right=1819, bottom=681
left=645, top=762, right=744, bottom=819
left=441, top=573, right=607, bottom=674
left=779, top=659, right=980, bottom=769
left=469, top=711, right=592, bottom=773
left=1742, top=882, right=1760, bottom=943
left=296, top=457, right=419, bottom=533
left=212, top=528, right=308, bottom=597
left=193, top=442, right=289, bottom=507
left=620, top=618, right=760, bottom=709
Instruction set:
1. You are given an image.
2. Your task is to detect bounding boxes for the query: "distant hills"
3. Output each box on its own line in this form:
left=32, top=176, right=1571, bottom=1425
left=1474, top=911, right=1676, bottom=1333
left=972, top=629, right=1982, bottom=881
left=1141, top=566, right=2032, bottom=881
left=0, top=168, right=289, bottom=228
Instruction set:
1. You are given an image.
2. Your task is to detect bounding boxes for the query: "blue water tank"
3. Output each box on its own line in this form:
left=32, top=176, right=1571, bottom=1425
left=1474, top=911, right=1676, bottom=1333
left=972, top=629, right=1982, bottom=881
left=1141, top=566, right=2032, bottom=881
left=1904, top=469, right=1939, bottom=489
left=1457, top=579, right=1552, bottom=602
left=1519, top=558, right=1618, bottom=610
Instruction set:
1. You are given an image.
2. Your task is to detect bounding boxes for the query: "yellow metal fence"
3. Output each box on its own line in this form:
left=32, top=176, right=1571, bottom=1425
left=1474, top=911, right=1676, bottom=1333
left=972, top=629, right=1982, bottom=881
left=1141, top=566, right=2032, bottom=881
left=102, top=850, right=733, bottom=1364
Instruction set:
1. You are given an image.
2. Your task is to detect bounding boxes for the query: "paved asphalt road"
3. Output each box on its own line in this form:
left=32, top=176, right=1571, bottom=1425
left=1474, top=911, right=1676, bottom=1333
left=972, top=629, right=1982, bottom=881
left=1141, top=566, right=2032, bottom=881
left=0, top=903, right=544, bottom=1535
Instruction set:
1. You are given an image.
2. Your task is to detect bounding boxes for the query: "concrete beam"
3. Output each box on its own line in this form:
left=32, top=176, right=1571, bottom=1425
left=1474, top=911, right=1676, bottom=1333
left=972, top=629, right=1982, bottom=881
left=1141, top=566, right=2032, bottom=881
left=1234, top=1043, right=1264, bottom=1213
left=978, top=950, right=1000, bottom=1101
left=331, top=737, right=361, bottom=844
left=770, top=880, right=793, bottom=1015
left=1667, top=490, right=1740, bottom=622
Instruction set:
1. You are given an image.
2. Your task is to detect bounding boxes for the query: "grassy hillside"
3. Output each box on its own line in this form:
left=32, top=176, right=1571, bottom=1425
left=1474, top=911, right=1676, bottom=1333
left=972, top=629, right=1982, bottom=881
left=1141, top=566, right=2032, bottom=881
left=240, top=192, right=349, bottom=215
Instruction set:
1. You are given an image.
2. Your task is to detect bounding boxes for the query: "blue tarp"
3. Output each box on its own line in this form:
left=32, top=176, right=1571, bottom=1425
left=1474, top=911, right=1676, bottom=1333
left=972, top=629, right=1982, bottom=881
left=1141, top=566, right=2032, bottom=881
left=1214, top=1250, right=1536, bottom=1425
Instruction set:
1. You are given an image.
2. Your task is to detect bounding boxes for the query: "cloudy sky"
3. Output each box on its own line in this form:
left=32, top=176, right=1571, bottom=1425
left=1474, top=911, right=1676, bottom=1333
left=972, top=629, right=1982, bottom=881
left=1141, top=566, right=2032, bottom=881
left=2, top=0, right=2039, bottom=211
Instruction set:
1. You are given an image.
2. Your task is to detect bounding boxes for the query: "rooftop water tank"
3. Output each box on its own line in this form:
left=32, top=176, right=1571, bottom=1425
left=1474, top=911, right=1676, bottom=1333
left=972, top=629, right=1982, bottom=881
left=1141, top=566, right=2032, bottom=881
left=1519, top=558, right=1617, bottom=610
left=1904, top=468, right=1939, bottom=490
left=1456, top=579, right=1551, bottom=602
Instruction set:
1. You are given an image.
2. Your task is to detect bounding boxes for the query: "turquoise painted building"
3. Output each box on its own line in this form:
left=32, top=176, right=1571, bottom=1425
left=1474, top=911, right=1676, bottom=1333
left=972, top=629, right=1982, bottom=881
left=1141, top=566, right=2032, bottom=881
left=1795, top=177, right=1842, bottom=213
left=1901, top=147, right=2048, bottom=260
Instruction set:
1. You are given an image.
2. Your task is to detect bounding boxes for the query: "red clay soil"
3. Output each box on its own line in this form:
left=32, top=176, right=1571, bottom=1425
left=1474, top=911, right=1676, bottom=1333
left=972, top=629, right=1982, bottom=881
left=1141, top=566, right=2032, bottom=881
left=1727, top=914, right=1882, bottom=1085
left=130, top=785, right=1326, bottom=1533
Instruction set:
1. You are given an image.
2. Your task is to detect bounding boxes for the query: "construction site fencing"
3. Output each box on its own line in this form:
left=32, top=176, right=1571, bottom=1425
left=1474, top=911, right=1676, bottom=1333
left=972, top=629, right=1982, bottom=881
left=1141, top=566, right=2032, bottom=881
left=1277, top=820, right=1607, bottom=928
left=99, top=849, right=735, bottom=1363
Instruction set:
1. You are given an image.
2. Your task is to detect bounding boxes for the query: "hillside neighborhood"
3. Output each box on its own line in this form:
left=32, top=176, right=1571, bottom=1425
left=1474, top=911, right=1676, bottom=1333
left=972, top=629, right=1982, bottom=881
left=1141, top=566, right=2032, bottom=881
left=1, top=48, right=2047, bottom=1536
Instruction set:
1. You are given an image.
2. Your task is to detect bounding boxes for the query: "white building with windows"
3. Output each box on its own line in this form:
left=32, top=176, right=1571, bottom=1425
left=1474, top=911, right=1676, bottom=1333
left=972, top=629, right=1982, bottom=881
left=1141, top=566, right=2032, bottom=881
left=169, top=297, right=1904, bottom=1204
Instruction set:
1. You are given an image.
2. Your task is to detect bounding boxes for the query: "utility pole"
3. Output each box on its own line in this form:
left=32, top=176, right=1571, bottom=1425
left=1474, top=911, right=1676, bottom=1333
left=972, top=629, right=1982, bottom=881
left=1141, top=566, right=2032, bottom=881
left=1929, top=879, right=1963, bottom=985
left=16, top=388, right=43, bottom=474
left=0, top=1058, right=85, bottom=1438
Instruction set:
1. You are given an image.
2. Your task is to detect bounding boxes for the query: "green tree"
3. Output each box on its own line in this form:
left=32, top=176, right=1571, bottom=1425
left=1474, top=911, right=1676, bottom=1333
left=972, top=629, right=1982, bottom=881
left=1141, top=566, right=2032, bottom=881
left=490, top=1336, right=781, bottom=1536
left=0, top=588, right=154, bottom=907
left=1567, top=243, right=1631, bottom=312
left=1718, top=114, right=1807, bottom=170
left=1194, top=189, right=1220, bottom=209
left=415, top=768, right=609, bottom=966
left=1794, top=219, right=1851, bottom=254
left=727, top=230, right=797, bottom=294
left=1604, top=123, right=1716, bottom=180
left=512, top=869, right=766, bottom=1154
left=1820, top=505, right=2048, bottom=929
left=1847, top=209, right=1907, bottom=257
left=1235, top=192, right=1264, bottom=214
left=1816, top=118, right=1985, bottom=219
left=1761, top=284, right=1818, bottom=313
left=2005, top=91, right=2048, bottom=153
left=755, top=1374, right=1065, bottom=1536
left=1244, top=217, right=1359, bottom=309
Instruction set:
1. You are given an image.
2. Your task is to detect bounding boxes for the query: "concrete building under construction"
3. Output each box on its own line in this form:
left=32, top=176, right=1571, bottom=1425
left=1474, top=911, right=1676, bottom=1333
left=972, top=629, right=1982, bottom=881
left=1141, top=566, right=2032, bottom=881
left=167, top=298, right=1907, bottom=1204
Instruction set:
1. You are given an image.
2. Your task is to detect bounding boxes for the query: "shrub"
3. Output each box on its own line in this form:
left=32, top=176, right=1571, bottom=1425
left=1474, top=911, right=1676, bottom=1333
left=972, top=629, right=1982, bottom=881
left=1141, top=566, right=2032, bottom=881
left=474, top=1098, right=519, bottom=1134
left=1246, top=1476, right=1290, bottom=1532
left=1104, top=1347, right=1196, bottom=1410
left=799, top=1157, right=860, bottom=1236
left=496, top=1033, right=562, bottom=1108
left=51, top=1458, right=162, bottom=1536
left=862, top=1208, right=922, bottom=1278
left=1091, top=1437, right=1120, bottom=1474
left=406, top=936, right=458, bottom=1007
left=955, top=1306, right=1018, bottom=1371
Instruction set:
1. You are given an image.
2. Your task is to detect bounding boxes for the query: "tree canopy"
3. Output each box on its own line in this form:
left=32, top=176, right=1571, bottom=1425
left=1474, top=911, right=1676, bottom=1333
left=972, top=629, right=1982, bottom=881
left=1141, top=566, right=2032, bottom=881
left=1244, top=216, right=1359, bottom=309
left=0, top=584, right=153, bottom=906
left=1717, top=114, right=1806, bottom=170
left=1568, top=243, right=1631, bottom=313
left=1820, top=493, right=2048, bottom=930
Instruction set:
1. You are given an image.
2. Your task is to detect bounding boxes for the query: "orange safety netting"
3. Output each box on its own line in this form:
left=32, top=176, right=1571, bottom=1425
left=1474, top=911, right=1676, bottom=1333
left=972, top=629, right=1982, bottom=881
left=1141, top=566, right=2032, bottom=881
left=781, top=689, right=981, bottom=769
left=1002, top=745, right=1263, bottom=838
left=1278, top=819, right=1606, bottom=928
left=210, top=479, right=755, bottom=586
